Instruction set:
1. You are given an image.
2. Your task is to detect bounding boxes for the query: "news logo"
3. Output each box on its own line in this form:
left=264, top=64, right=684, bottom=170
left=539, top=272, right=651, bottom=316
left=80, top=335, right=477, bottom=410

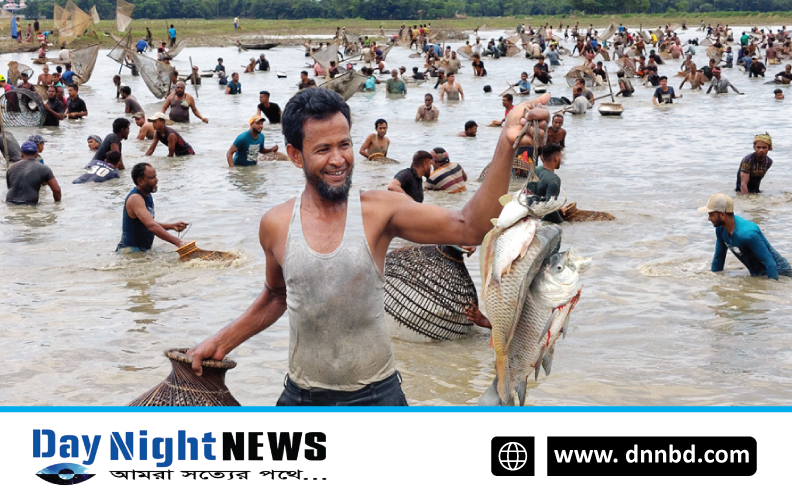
left=491, top=437, right=535, bottom=476
left=36, top=463, right=95, bottom=485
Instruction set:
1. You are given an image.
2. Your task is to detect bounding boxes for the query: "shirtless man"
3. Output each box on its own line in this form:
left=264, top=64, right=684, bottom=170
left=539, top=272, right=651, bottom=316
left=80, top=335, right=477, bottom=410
left=359, top=118, right=390, bottom=159
left=679, top=63, right=707, bottom=90
left=162, top=82, right=208, bottom=123
left=37, top=64, right=54, bottom=86
left=133, top=111, right=155, bottom=140
left=439, top=73, right=464, bottom=101
left=546, top=114, right=566, bottom=148
left=186, top=87, right=551, bottom=406
left=458, top=120, right=478, bottom=137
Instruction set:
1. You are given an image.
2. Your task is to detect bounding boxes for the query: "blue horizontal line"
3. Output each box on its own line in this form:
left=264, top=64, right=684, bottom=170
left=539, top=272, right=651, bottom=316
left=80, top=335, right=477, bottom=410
left=0, top=406, right=791, bottom=413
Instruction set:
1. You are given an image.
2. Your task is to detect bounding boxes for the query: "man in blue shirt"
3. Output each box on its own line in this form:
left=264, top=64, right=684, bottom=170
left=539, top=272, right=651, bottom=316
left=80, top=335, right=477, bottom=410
left=168, top=24, right=176, bottom=47
left=136, top=39, right=148, bottom=53
left=225, top=72, right=241, bottom=95
left=698, top=193, right=791, bottom=280
left=61, top=63, right=79, bottom=85
left=226, top=115, right=279, bottom=167
left=517, top=72, right=531, bottom=94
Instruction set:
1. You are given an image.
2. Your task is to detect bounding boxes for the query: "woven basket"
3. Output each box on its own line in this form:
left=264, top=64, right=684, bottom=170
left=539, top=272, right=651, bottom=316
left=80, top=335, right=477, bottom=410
left=384, top=245, right=478, bottom=341
left=477, top=157, right=534, bottom=182
left=128, top=349, right=241, bottom=406
left=176, top=241, right=238, bottom=262
left=565, top=65, right=595, bottom=87
left=563, top=202, right=616, bottom=222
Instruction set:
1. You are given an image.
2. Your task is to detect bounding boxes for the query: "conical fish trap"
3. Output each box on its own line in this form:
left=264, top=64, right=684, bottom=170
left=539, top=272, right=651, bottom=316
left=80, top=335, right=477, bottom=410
left=176, top=241, right=238, bottom=262
left=563, top=202, right=616, bottom=222
left=1, top=88, right=46, bottom=127
left=565, top=65, right=595, bottom=87
left=128, top=349, right=241, bottom=406
left=477, top=157, right=533, bottom=182
left=321, top=70, right=368, bottom=101
left=384, top=245, right=478, bottom=341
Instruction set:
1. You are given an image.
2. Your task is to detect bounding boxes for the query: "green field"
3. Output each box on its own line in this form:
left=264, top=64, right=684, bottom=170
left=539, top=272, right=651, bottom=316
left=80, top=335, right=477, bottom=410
left=3, top=13, right=791, bottom=51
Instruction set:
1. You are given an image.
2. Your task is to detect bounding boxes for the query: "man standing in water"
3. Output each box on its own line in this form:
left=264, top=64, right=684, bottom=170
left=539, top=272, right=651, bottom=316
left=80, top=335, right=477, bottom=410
left=698, top=193, right=791, bottom=280
left=187, top=87, right=551, bottom=406
left=162, top=82, right=209, bottom=123
left=415, top=93, right=439, bottom=122
left=146, top=112, right=195, bottom=157
left=5, top=141, right=61, bottom=205
left=439, top=73, right=464, bottom=101
left=227, top=116, right=279, bottom=167
left=359, top=118, right=390, bottom=159
left=93, top=118, right=130, bottom=170
left=387, top=150, right=434, bottom=202
left=116, top=162, right=188, bottom=253
left=546, top=114, right=566, bottom=148
left=736, top=133, right=773, bottom=194
left=652, top=76, right=682, bottom=105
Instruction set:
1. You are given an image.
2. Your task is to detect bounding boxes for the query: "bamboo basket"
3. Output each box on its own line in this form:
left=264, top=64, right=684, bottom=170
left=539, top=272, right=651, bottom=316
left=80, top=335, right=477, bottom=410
left=563, top=202, right=616, bottom=222
left=176, top=241, right=238, bottom=262
left=128, top=349, right=241, bottom=406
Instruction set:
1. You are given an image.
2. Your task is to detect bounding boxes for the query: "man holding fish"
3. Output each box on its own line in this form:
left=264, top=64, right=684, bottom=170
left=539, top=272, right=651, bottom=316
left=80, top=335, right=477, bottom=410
left=188, top=87, right=553, bottom=406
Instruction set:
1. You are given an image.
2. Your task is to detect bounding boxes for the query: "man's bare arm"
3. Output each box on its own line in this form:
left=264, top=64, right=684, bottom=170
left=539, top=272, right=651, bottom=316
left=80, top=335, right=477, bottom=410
left=126, top=194, right=182, bottom=246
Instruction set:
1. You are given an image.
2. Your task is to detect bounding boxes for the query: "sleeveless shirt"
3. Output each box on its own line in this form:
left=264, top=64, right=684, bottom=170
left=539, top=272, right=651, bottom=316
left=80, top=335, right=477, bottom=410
left=282, top=192, right=396, bottom=391
left=168, top=96, right=191, bottom=122
left=117, top=187, right=155, bottom=251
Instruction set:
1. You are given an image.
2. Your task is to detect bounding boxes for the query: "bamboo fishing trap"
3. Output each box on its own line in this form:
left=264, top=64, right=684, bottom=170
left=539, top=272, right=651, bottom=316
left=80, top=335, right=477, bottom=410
left=128, top=349, right=241, bottom=407
left=176, top=241, right=238, bottom=263
left=384, top=245, right=478, bottom=341
left=1, top=88, right=46, bottom=127
left=565, top=65, right=596, bottom=87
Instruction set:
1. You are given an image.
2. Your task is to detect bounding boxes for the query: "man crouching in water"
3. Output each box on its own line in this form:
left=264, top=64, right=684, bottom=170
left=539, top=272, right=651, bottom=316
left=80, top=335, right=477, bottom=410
left=188, top=87, right=550, bottom=406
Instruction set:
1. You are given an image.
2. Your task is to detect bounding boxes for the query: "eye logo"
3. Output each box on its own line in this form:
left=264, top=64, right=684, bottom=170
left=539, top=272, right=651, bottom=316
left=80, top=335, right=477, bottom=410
left=36, top=463, right=95, bottom=485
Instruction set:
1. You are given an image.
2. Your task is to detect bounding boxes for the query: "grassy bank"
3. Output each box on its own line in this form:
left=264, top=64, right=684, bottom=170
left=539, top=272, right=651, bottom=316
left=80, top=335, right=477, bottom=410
left=3, top=12, right=791, bottom=52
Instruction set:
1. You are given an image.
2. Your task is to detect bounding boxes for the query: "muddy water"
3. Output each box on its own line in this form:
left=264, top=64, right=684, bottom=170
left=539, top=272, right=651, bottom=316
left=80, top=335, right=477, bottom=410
left=1, top=26, right=790, bottom=406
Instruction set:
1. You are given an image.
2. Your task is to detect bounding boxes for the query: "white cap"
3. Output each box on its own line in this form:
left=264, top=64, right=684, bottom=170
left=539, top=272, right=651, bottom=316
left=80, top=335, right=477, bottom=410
left=697, top=193, right=734, bottom=214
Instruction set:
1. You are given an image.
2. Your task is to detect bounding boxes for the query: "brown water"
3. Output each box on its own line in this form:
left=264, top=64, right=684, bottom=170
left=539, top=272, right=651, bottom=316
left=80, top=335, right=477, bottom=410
left=1, top=27, right=790, bottom=406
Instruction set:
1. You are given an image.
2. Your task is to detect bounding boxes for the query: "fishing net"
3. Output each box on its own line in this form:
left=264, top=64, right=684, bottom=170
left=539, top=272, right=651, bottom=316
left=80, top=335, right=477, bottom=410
left=168, top=40, right=188, bottom=58
left=563, top=202, right=616, bottom=222
left=129, top=52, right=174, bottom=99
left=128, top=349, right=241, bottom=407
left=706, top=46, right=723, bottom=62
left=598, top=22, right=616, bottom=42
left=90, top=5, right=100, bottom=24
left=53, top=5, right=66, bottom=31
left=320, top=70, right=368, bottom=101
left=312, top=43, right=339, bottom=72
left=565, top=65, right=595, bottom=87
left=59, top=0, right=93, bottom=43
left=384, top=245, right=478, bottom=341
left=1, top=88, right=46, bottom=127
left=638, top=30, right=652, bottom=43
left=7, top=61, right=33, bottom=87
left=615, top=58, right=638, bottom=77
left=116, top=0, right=135, bottom=33
left=70, top=44, right=100, bottom=84
left=107, top=31, right=132, bottom=64
left=380, top=42, right=395, bottom=59
left=344, top=42, right=361, bottom=58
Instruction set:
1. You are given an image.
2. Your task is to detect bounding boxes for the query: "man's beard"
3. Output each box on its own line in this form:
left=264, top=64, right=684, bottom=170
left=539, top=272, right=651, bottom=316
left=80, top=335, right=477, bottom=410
left=304, top=164, right=353, bottom=203
left=176, top=90, right=185, bottom=97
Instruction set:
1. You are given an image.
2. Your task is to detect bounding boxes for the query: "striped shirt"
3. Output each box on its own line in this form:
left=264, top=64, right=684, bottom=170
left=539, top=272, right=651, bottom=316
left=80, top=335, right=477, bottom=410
left=424, top=162, right=466, bottom=193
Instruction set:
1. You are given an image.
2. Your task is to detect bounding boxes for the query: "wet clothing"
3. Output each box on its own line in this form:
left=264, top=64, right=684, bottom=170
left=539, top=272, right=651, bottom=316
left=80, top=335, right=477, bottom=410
left=735, top=153, right=772, bottom=193
left=711, top=215, right=791, bottom=280
left=66, top=96, right=87, bottom=116
left=257, top=58, right=270, bottom=71
left=5, top=159, right=54, bottom=205
left=472, top=59, right=487, bottom=76
left=73, top=160, right=119, bottom=184
left=415, top=104, right=439, bottom=121
left=277, top=371, right=407, bottom=406
left=517, top=78, right=531, bottom=94
left=168, top=95, right=191, bottom=123
left=364, top=76, right=376, bottom=91
left=385, top=78, right=406, bottom=94
left=653, top=85, right=677, bottom=104
left=424, top=162, right=466, bottom=193
left=44, top=98, right=65, bottom=126
left=93, top=133, right=122, bottom=163
left=393, top=166, right=424, bottom=202
left=232, top=130, right=265, bottom=166
left=226, top=80, right=241, bottom=95
left=281, top=192, right=398, bottom=394
left=0, top=132, right=22, bottom=163
left=444, top=83, right=461, bottom=100
left=525, top=166, right=562, bottom=223
left=257, top=102, right=281, bottom=124
left=748, top=61, right=766, bottom=77
left=618, top=76, right=634, bottom=96
left=710, top=77, right=733, bottom=94
left=117, top=187, right=155, bottom=251
left=124, top=95, right=143, bottom=114
left=156, top=126, right=194, bottom=156
left=61, top=70, right=76, bottom=85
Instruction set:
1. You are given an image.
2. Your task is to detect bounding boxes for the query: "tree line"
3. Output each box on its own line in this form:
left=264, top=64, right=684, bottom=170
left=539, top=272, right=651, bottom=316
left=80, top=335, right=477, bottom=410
left=18, top=0, right=792, bottom=21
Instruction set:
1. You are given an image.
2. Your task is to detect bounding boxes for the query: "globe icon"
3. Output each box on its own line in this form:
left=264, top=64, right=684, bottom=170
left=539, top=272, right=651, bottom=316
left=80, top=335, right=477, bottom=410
left=498, top=442, right=528, bottom=471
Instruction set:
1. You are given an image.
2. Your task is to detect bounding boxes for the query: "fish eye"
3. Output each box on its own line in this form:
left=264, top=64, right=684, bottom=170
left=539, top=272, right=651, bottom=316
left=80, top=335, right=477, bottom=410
left=556, top=265, right=563, bottom=271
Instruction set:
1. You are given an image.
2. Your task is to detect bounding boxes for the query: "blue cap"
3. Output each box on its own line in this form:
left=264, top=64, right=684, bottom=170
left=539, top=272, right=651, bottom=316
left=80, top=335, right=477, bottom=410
left=28, top=134, right=45, bottom=144
left=20, top=141, right=38, bottom=153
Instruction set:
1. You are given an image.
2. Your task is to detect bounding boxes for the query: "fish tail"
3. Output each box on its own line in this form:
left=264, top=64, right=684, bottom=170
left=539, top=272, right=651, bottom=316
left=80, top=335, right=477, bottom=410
left=478, top=377, right=505, bottom=406
left=495, top=355, right=510, bottom=403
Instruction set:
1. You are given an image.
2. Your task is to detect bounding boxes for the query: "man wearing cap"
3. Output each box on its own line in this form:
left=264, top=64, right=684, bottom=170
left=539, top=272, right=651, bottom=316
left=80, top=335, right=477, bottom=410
left=133, top=112, right=155, bottom=140
left=256, top=91, right=281, bottom=124
left=87, top=134, right=101, bottom=150
left=116, top=162, right=187, bottom=253
left=227, top=116, right=279, bottom=167
left=94, top=118, right=130, bottom=170
left=5, top=141, right=61, bottom=205
left=424, top=147, right=467, bottom=193
left=162, top=82, right=208, bottom=123
left=66, top=84, right=88, bottom=119
left=120, top=86, right=143, bottom=115
left=736, top=133, right=773, bottom=194
left=43, top=85, right=66, bottom=126
left=27, top=134, right=46, bottom=163
left=146, top=112, right=195, bottom=157
left=388, top=150, right=434, bottom=203
left=706, top=68, right=743, bottom=94
left=699, top=193, right=791, bottom=280
left=415, top=93, right=439, bottom=122
left=748, top=56, right=766, bottom=77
